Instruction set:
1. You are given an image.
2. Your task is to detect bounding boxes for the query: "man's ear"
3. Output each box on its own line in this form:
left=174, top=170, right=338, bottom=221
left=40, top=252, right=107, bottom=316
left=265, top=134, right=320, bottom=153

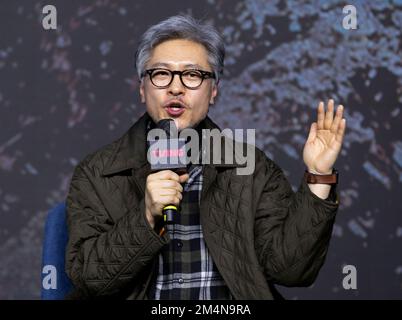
left=209, top=83, right=218, bottom=104
left=139, top=81, right=146, bottom=103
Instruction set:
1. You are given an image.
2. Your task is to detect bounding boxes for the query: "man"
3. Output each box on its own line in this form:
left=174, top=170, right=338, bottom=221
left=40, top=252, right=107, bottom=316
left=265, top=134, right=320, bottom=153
left=65, top=15, right=346, bottom=300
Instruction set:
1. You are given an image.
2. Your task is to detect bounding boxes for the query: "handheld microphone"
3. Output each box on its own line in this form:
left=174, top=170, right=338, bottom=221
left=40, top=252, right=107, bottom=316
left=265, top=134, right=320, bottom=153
left=148, top=119, right=187, bottom=225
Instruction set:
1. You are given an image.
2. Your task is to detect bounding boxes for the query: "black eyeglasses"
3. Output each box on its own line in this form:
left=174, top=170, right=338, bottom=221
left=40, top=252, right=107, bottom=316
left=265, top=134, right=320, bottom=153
left=140, top=68, right=216, bottom=89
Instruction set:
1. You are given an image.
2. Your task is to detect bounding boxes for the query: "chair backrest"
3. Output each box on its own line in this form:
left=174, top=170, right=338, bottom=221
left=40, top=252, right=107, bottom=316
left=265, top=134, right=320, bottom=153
left=41, top=202, right=73, bottom=299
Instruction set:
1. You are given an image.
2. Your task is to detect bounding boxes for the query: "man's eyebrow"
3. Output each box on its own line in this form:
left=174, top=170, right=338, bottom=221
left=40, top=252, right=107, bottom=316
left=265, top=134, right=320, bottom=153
left=183, top=63, right=203, bottom=69
left=149, top=62, right=170, bottom=68
left=148, top=62, right=204, bottom=69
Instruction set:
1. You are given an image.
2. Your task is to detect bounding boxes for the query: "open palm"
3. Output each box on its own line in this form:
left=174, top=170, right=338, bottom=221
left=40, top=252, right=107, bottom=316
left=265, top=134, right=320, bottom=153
left=303, top=99, right=346, bottom=174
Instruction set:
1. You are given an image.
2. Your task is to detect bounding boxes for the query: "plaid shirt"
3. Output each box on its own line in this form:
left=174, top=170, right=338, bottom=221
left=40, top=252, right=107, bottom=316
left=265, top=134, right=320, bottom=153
left=146, top=164, right=233, bottom=300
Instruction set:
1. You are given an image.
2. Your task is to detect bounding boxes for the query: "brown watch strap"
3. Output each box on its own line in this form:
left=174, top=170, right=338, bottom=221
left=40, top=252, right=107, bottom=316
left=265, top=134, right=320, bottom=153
left=304, top=169, right=338, bottom=184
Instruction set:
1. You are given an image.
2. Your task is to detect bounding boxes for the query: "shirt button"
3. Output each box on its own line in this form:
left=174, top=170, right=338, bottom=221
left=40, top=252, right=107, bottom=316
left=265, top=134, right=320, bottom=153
left=178, top=278, right=184, bottom=284
left=177, top=241, right=183, bottom=248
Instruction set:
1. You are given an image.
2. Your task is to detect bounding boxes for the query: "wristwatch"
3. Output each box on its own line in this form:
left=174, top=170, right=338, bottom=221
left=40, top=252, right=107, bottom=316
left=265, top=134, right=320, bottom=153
left=304, top=169, right=338, bottom=184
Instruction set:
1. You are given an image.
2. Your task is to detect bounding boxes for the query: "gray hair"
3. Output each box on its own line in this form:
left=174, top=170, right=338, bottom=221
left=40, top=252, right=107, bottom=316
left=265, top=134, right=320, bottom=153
left=135, top=15, right=225, bottom=83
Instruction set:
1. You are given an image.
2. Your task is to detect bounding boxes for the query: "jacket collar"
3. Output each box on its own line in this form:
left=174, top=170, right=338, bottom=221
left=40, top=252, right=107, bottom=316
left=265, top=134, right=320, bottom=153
left=102, top=112, right=246, bottom=177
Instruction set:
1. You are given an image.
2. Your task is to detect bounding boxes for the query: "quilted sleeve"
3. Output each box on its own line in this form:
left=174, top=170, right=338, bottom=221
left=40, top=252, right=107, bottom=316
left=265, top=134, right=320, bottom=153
left=65, top=161, right=169, bottom=297
left=253, top=154, right=339, bottom=287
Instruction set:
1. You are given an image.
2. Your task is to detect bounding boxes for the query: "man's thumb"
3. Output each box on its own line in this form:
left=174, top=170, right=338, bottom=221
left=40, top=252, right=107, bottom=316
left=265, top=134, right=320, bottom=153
left=179, top=173, right=189, bottom=183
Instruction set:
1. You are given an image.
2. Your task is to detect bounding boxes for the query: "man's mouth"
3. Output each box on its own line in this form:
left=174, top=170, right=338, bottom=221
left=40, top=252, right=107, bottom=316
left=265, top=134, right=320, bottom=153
left=164, top=101, right=186, bottom=117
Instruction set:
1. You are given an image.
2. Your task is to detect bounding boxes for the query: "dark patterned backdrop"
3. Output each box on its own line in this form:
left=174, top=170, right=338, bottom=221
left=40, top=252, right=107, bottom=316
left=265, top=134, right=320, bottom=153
left=0, top=0, right=401, bottom=299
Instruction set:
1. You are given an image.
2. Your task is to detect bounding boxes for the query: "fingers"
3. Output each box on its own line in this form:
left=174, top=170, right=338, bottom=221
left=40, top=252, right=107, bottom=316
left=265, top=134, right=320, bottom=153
left=147, top=171, right=189, bottom=191
left=148, top=170, right=189, bottom=184
left=160, top=188, right=183, bottom=201
left=330, top=104, right=344, bottom=133
left=324, top=99, right=334, bottom=129
left=158, top=188, right=183, bottom=198
left=317, top=99, right=345, bottom=132
left=148, top=179, right=183, bottom=192
left=179, top=173, right=189, bottom=183
left=317, top=101, right=325, bottom=129
left=148, top=170, right=180, bottom=182
left=159, top=195, right=181, bottom=207
left=335, top=118, right=346, bottom=145
left=146, top=170, right=189, bottom=218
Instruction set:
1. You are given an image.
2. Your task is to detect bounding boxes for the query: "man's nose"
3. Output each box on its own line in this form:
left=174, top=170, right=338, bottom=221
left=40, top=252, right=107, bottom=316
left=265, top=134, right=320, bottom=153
left=168, top=73, right=185, bottom=95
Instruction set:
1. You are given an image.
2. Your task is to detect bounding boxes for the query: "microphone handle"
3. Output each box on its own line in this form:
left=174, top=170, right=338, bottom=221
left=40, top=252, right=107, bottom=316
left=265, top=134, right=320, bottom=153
left=162, top=205, right=178, bottom=224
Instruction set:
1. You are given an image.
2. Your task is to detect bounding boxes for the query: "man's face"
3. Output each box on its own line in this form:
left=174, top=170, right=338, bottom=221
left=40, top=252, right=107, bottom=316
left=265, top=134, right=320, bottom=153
left=140, top=39, right=218, bottom=131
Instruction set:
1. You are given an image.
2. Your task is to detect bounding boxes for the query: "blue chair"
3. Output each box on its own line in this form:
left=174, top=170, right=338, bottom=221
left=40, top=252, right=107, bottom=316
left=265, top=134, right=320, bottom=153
left=41, top=202, right=73, bottom=299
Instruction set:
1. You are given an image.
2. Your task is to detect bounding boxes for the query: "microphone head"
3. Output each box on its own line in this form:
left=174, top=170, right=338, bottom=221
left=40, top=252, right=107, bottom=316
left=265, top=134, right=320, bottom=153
left=149, top=118, right=187, bottom=172
left=156, top=119, right=177, bottom=138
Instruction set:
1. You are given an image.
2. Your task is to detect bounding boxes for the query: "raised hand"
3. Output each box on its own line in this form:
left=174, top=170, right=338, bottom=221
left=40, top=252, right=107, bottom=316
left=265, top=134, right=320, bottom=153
left=303, top=99, right=346, bottom=174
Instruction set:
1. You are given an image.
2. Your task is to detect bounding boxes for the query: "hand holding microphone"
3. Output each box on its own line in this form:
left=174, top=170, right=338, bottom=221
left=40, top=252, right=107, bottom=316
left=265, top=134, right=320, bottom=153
left=146, top=118, right=189, bottom=234
left=145, top=170, right=189, bottom=229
